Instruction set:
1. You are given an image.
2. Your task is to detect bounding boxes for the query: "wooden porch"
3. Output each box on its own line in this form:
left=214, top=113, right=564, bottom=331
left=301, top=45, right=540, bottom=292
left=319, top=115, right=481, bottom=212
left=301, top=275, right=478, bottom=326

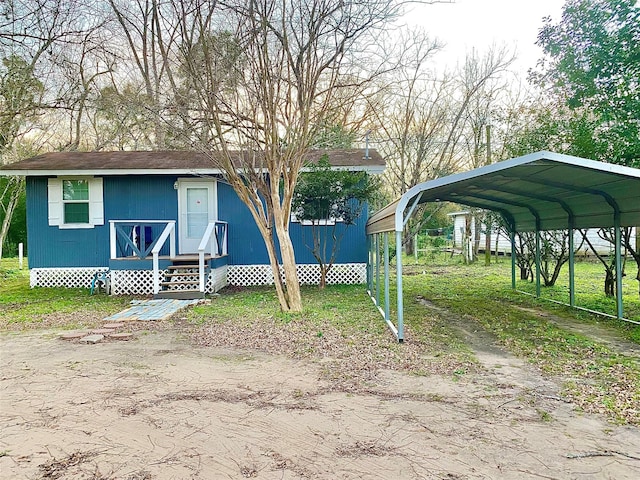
left=108, top=220, right=228, bottom=298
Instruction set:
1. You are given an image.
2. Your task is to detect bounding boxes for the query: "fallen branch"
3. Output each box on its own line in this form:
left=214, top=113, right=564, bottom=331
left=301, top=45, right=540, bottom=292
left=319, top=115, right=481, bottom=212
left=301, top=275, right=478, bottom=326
left=566, top=450, right=640, bottom=461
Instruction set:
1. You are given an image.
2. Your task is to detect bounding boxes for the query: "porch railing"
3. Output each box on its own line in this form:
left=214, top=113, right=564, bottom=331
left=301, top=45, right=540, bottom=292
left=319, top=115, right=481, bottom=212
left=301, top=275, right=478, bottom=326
left=109, top=219, right=226, bottom=295
left=109, top=220, right=176, bottom=260
left=151, top=222, right=177, bottom=295
left=198, top=221, right=228, bottom=292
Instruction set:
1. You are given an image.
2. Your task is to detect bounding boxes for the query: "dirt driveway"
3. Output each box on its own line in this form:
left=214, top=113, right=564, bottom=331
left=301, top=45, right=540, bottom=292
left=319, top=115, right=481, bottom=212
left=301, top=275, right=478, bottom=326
left=1, top=325, right=640, bottom=479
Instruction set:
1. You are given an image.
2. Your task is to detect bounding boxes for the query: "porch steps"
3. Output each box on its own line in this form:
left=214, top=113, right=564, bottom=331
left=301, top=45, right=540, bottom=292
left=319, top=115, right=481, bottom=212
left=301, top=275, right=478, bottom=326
left=154, top=258, right=211, bottom=300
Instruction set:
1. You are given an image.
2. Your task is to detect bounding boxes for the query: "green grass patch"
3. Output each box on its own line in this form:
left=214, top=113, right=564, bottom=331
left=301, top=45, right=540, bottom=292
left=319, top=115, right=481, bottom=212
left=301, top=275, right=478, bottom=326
left=402, top=256, right=640, bottom=424
left=0, top=257, right=134, bottom=329
left=190, top=284, right=393, bottom=337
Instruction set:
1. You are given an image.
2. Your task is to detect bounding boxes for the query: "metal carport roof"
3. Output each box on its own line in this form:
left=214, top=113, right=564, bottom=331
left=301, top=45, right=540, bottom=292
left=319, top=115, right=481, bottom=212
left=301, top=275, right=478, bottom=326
left=365, top=151, right=640, bottom=342
left=366, top=151, right=640, bottom=235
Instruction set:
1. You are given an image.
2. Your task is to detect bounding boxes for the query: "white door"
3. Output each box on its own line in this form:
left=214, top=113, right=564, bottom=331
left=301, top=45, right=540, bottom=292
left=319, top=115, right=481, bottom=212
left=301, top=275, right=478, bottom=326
left=178, top=180, right=216, bottom=254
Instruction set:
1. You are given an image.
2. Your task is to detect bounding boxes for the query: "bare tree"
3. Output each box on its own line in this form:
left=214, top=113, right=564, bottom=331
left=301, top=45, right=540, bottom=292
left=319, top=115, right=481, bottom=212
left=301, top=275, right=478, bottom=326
left=373, top=28, right=444, bottom=198
left=168, top=0, right=405, bottom=311
left=539, top=230, right=585, bottom=287
left=375, top=42, right=515, bottom=254
left=437, top=46, right=515, bottom=173
left=107, top=0, right=193, bottom=148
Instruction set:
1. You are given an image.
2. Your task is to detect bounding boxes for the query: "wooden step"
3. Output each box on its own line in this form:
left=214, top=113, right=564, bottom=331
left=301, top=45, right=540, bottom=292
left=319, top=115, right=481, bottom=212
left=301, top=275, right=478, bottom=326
left=172, top=254, right=212, bottom=262
left=154, top=290, right=205, bottom=300
left=161, top=280, right=200, bottom=286
left=167, top=264, right=201, bottom=270
left=164, top=272, right=200, bottom=278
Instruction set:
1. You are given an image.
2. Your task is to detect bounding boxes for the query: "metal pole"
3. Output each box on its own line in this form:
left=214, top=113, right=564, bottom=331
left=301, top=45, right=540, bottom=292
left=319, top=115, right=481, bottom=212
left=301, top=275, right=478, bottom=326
left=396, top=229, right=404, bottom=343
left=384, top=232, right=390, bottom=323
left=568, top=220, right=575, bottom=307
left=367, top=235, right=372, bottom=292
left=510, top=229, right=516, bottom=289
left=614, top=216, right=623, bottom=319
left=535, top=224, right=541, bottom=298
left=375, top=233, right=381, bottom=307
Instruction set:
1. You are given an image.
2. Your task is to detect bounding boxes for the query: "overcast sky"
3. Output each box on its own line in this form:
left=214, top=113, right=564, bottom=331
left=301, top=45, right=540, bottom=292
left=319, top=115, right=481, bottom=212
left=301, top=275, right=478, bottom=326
left=402, top=0, right=565, bottom=75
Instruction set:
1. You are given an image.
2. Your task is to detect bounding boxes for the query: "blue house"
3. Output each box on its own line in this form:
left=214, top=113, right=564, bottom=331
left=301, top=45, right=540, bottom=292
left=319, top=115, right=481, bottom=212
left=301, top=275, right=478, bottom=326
left=0, top=149, right=384, bottom=298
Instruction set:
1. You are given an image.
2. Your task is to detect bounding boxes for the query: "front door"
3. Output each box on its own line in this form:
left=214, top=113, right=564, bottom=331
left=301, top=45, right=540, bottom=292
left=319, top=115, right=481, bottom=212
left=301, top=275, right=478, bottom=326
left=177, top=180, right=216, bottom=254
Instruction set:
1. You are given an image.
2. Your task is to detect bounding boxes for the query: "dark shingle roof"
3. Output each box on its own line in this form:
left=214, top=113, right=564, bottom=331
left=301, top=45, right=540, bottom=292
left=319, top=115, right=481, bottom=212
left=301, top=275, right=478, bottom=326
left=0, top=149, right=384, bottom=175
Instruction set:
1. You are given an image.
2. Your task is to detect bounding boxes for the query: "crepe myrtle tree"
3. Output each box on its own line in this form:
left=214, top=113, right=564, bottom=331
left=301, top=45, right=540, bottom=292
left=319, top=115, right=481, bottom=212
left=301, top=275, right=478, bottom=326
left=292, top=157, right=378, bottom=289
left=167, top=0, right=408, bottom=312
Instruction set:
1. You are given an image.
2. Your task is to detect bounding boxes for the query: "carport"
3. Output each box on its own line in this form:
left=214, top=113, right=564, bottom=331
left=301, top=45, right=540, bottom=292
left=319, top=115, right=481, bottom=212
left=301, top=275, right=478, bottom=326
left=366, top=151, right=640, bottom=342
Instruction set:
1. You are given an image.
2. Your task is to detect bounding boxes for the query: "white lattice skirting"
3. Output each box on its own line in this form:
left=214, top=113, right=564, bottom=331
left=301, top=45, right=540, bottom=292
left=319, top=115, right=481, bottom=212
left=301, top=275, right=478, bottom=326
left=227, top=263, right=367, bottom=286
left=30, top=263, right=364, bottom=293
left=110, top=266, right=229, bottom=295
left=30, top=267, right=108, bottom=289
left=31, top=266, right=228, bottom=295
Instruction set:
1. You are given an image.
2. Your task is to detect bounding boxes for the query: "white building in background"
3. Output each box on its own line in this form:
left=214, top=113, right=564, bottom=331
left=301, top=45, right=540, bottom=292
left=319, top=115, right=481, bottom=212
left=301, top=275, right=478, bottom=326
left=448, top=211, right=629, bottom=256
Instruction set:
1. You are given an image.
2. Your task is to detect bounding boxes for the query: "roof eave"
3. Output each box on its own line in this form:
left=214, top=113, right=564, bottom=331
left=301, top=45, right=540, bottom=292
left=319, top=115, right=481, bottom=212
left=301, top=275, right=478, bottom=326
left=0, top=165, right=385, bottom=177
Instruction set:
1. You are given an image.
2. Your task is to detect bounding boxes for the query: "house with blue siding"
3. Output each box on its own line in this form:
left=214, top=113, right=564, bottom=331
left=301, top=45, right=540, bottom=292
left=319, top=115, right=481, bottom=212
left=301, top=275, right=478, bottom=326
left=0, top=149, right=384, bottom=298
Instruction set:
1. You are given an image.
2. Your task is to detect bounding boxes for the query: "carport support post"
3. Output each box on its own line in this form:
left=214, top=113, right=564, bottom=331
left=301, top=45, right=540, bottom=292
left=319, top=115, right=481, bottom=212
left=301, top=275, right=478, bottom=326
left=367, top=235, right=373, bottom=293
left=375, top=233, right=381, bottom=307
left=535, top=222, right=541, bottom=298
left=510, top=229, right=516, bottom=289
left=568, top=220, right=575, bottom=307
left=396, top=229, right=404, bottom=342
left=384, top=232, right=390, bottom=322
left=614, top=216, right=623, bottom=319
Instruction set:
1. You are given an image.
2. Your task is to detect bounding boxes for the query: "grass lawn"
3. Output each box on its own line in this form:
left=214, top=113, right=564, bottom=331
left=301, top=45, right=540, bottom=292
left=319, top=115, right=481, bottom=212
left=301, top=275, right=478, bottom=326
left=0, top=258, right=134, bottom=330
left=401, top=254, right=640, bottom=423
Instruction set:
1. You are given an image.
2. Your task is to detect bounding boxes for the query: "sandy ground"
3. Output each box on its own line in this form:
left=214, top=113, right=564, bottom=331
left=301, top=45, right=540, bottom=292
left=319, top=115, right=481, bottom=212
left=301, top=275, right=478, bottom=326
left=1, top=327, right=640, bottom=479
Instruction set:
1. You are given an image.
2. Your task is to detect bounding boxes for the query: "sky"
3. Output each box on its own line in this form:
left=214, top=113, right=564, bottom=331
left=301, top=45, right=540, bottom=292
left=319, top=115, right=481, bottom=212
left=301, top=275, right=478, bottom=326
left=402, top=0, right=565, bottom=75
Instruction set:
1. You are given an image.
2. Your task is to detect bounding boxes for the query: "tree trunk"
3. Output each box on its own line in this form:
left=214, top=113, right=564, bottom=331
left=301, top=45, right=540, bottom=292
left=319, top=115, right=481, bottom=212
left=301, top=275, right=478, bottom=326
left=404, top=232, right=414, bottom=256
left=604, top=269, right=615, bottom=297
left=273, top=218, right=302, bottom=312
left=463, top=215, right=472, bottom=264
left=0, top=178, right=23, bottom=264
left=485, top=220, right=491, bottom=266
left=319, top=266, right=327, bottom=289
left=260, top=227, right=294, bottom=311
left=472, top=214, right=480, bottom=262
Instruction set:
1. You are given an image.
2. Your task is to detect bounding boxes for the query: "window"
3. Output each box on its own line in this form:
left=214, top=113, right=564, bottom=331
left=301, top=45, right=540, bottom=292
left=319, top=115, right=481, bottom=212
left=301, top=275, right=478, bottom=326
left=48, top=177, right=104, bottom=228
left=63, top=179, right=89, bottom=224
left=291, top=214, right=338, bottom=226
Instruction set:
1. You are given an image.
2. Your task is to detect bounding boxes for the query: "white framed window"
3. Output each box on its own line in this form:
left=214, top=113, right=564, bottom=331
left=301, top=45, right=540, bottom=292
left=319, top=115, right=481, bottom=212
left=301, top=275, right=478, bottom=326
left=48, top=177, right=104, bottom=229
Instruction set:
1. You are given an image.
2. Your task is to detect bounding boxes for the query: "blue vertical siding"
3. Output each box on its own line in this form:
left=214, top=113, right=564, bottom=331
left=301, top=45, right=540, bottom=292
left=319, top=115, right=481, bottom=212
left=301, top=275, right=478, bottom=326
left=218, top=181, right=368, bottom=265
left=27, top=174, right=368, bottom=268
left=217, top=181, right=271, bottom=264
left=105, top=175, right=178, bottom=220
left=27, top=176, right=179, bottom=268
left=27, top=177, right=108, bottom=268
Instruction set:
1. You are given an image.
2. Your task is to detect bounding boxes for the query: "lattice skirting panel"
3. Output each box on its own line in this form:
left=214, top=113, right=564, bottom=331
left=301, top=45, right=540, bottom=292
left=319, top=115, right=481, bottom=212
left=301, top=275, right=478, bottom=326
left=111, top=270, right=156, bottom=295
left=227, top=263, right=366, bottom=286
left=31, top=266, right=228, bottom=295
left=111, top=267, right=229, bottom=295
left=30, top=267, right=108, bottom=289
left=31, top=264, right=362, bottom=292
